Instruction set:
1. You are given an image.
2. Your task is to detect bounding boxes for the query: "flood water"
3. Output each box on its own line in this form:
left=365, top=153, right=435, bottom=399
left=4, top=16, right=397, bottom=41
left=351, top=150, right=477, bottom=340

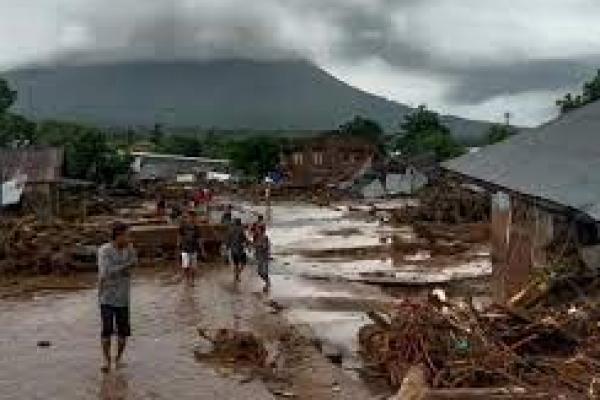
left=0, top=201, right=490, bottom=399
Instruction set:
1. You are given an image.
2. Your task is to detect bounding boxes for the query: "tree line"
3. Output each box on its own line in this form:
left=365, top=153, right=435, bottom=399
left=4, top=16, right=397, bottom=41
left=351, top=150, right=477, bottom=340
left=7, top=68, right=597, bottom=183
left=556, top=69, right=600, bottom=114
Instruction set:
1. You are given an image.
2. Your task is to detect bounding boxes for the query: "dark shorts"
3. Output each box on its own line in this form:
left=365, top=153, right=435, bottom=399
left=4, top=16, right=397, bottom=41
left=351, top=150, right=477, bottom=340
left=231, top=250, right=247, bottom=267
left=100, top=305, right=131, bottom=338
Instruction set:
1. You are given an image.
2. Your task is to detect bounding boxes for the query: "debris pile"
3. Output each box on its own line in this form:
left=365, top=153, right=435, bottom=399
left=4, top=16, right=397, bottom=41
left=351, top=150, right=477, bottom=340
left=359, top=297, right=600, bottom=397
left=196, top=328, right=269, bottom=367
left=393, top=181, right=489, bottom=225
left=393, top=222, right=489, bottom=258
left=130, top=223, right=228, bottom=260
left=0, top=216, right=108, bottom=275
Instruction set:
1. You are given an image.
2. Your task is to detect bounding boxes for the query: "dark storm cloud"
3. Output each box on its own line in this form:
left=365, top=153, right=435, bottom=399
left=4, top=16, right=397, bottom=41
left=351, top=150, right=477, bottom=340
left=2, top=0, right=600, bottom=124
left=445, top=58, right=600, bottom=105
left=331, top=4, right=435, bottom=71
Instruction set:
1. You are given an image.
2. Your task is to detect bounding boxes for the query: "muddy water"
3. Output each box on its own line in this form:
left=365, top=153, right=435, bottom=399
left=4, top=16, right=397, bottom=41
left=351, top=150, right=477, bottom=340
left=253, top=203, right=489, bottom=370
left=254, top=204, right=398, bottom=370
left=0, top=202, right=489, bottom=399
left=0, top=270, right=277, bottom=400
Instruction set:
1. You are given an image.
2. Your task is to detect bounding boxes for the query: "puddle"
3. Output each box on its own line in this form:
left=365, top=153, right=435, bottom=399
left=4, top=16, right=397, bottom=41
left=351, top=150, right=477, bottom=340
left=250, top=201, right=492, bottom=381
left=284, top=309, right=370, bottom=367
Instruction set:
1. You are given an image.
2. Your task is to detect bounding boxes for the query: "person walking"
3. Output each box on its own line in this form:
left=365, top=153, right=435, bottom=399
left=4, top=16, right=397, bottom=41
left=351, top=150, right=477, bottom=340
left=250, top=214, right=266, bottom=244
left=98, top=222, right=137, bottom=373
left=228, top=218, right=248, bottom=284
left=221, top=205, right=234, bottom=263
left=254, top=228, right=271, bottom=293
left=221, top=204, right=233, bottom=225
left=178, top=210, right=205, bottom=286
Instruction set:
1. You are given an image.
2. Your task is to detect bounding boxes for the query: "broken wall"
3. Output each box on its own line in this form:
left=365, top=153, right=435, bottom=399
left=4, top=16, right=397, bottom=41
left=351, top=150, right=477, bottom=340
left=492, top=193, right=559, bottom=302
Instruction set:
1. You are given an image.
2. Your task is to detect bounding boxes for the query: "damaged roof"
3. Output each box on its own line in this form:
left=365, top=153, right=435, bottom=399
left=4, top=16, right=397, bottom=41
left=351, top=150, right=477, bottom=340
left=443, top=101, right=600, bottom=221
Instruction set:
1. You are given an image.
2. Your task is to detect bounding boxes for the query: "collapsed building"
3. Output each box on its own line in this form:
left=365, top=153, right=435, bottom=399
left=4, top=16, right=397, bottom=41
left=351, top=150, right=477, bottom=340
left=279, top=135, right=376, bottom=187
left=443, top=102, right=600, bottom=302
left=0, top=147, right=69, bottom=217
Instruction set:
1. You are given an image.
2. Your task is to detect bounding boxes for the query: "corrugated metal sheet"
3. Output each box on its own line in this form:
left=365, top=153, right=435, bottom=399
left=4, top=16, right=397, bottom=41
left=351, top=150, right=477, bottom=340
left=1, top=173, right=27, bottom=206
left=443, top=102, right=600, bottom=221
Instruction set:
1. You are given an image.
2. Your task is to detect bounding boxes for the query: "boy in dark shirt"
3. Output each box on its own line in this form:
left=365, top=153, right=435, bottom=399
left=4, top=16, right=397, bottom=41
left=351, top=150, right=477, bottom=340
left=228, top=218, right=248, bottom=284
left=178, top=210, right=205, bottom=285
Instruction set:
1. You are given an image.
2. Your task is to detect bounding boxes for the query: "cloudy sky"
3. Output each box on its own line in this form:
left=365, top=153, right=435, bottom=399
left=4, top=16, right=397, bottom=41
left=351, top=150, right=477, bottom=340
left=2, top=0, right=600, bottom=126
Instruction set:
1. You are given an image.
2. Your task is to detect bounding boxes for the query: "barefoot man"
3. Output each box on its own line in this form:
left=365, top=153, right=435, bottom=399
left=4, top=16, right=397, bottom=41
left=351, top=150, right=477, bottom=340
left=98, top=222, right=137, bottom=372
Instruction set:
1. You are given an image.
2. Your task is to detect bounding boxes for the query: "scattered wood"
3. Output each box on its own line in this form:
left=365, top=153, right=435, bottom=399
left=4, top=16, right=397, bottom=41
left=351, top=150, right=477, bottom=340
left=359, top=297, right=599, bottom=397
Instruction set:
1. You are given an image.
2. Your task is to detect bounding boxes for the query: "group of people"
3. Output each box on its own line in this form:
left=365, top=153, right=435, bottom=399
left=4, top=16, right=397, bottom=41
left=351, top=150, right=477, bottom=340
left=156, top=187, right=213, bottom=222
left=97, top=204, right=271, bottom=372
left=177, top=203, right=270, bottom=290
left=223, top=209, right=270, bottom=292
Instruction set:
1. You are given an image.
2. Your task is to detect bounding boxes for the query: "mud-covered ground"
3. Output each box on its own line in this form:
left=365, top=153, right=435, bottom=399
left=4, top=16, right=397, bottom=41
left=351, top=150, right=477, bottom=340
left=0, top=267, right=376, bottom=400
left=0, top=201, right=491, bottom=399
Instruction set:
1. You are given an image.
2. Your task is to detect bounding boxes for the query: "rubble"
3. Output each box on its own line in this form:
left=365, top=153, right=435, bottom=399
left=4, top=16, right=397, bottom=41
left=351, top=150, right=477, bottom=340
left=392, top=180, right=489, bottom=225
left=130, top=223, right=229, bottom=260
left=0, top=216, right=109, bottom=275
left=196, top=328, right=269, bottom=368
left=359, top=292, right=600, bottom=398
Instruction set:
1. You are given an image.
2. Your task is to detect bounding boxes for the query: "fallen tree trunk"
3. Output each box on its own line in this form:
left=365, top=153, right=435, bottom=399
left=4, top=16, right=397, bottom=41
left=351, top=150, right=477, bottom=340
left=424, top=387, right=554, bottom=399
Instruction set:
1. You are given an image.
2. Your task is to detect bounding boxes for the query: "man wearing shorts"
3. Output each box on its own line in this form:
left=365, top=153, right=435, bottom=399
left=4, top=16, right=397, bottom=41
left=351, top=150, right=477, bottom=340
left=98, top=222, right=137, bottom=372
left=178, top=210, right=204, bottom=285
left=254, top=228, right=271, bottom=293
left=228, top=218, right=248, bottom=284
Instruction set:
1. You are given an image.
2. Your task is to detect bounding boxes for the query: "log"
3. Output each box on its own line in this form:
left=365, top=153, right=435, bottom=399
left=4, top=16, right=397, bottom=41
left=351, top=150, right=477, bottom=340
left=424, top=387, right=553, bottom=400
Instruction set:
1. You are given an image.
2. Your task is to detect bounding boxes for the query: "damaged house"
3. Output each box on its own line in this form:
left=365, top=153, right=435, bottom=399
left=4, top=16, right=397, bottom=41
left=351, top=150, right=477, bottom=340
left=443, top=102, right=600, bottom=302
left=280, top=135, right=377, bottom=187
left=0, top=147, right=64, bottom=210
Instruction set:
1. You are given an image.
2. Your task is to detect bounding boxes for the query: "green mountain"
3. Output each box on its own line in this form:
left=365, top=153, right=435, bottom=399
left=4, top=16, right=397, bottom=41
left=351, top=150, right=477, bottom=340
left=4, top=59, right=492, bottom=138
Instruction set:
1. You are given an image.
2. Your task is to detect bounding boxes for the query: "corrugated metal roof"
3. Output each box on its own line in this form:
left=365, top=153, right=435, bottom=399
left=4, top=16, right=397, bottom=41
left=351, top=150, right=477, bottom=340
left=443, top=101, right=600, bottom=221
left=131, top=152, right=229, bottom=164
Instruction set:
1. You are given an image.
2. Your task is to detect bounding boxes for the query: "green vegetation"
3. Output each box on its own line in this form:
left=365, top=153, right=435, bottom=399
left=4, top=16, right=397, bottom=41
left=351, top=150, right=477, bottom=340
left=393, top=105, right=465, bottom=161
left=1, top=74, right=488, bottom=183
left=0, top=77, right=130, bottom=184
left=37, top=120, right=131, bottom=183
left=557, top=69, right=600, bottom=114
left=227, top=136, right=281, bottom=179
left=485, top=123, right=518, bottom=145
left=338, top=116, right=384, bottom=144
left=0, top=79, right=36, bottom=147
left=0, top=79, right=16, bottom=114
left=156, top=134, right=204, bottom=157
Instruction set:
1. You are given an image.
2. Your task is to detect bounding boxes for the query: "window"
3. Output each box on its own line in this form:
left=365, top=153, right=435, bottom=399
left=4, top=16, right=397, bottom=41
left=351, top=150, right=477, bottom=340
left=292, top=152, right=304, bottom=166
left=313, top=151, right=324, bottom=166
